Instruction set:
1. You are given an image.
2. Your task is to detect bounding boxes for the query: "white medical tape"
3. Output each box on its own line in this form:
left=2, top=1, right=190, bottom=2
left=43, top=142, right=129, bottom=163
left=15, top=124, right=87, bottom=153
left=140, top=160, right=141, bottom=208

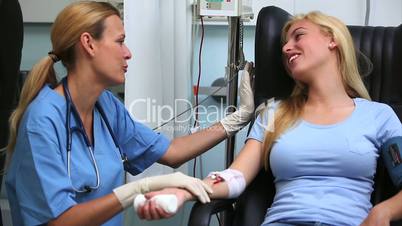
left=208, top=168, right=246, bottom=198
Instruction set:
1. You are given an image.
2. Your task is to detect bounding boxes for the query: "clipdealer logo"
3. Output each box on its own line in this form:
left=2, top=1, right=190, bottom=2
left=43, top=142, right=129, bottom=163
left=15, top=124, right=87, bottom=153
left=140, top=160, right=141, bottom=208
left=127, top=98, right=239, bottom=130
left=127, top=97, right=276, bottom=133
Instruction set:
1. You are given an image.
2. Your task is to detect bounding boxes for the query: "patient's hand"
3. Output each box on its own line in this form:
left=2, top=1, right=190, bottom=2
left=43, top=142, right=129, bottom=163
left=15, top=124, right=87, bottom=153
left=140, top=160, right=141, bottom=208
left=136, top=188, right=193, bottom=220
left=360, top=204, right=391, bottom=226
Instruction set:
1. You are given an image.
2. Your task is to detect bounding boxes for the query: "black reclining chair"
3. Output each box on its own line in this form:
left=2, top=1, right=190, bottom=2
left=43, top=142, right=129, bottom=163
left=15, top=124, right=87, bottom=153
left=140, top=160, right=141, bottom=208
left=188, top=6, right=402, bottom=226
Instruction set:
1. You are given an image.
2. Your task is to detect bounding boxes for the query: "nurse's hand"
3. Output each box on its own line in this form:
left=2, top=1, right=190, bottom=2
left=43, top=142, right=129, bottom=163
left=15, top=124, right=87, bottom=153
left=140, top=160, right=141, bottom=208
left=145, top=172, right=212, bottom=203
left=220, top=61, right=255, bottom=137
left=113, top=172, right=212, bottom=209
left=136, top=188, right=191, bottom=220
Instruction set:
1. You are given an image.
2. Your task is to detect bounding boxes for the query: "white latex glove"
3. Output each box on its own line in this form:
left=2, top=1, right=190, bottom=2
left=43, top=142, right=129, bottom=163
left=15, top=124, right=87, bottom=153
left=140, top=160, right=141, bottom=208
left=134, top=194, right=178, bottom=214
left=113, top=172, right=212, bottom=209
left=220, top=62, right=255, bottom=137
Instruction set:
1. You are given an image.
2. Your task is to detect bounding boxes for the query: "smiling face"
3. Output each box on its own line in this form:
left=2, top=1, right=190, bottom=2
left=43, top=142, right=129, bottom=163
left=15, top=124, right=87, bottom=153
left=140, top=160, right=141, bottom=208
left=91, top=15, right=132, bottom=86
left=282, top=19, right=336, bottom=82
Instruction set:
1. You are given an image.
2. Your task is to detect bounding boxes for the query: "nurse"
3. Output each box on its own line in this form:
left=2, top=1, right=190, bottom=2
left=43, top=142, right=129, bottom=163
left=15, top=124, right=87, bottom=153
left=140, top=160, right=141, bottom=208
left=4, top=2, right=254, bottom=226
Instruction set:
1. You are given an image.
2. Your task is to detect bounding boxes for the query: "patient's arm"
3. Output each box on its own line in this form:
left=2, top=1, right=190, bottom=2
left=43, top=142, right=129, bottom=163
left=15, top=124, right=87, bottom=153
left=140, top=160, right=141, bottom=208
left=360, top=190, right=402, bottom=226
left=137, top=139, right=263, bottom=220
left=202, top=139, right=264, bottom=200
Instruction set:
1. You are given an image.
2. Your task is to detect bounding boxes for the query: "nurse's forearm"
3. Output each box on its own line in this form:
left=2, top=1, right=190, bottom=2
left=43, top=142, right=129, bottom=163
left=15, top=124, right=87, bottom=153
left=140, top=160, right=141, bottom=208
left=160, top=122, right=227, bottom=167
left=47, top=193, right=122, bottom=226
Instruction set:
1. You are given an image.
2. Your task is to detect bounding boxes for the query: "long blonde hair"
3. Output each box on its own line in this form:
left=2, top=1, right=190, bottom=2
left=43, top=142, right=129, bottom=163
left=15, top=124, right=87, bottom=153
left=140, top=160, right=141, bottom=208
left=7, top=2, right=119, bottom=162
left=262, top=11, right=371, bottom=170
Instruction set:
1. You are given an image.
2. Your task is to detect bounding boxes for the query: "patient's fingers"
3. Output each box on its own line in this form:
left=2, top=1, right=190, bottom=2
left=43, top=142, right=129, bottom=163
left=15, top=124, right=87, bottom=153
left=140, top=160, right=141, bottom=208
left=137, top=197, right=174, bottom=220
left=136, top=201, right=148, bottom=220
left=152, top=201, right=172, bottom=219
left=148, top=200, right=161, bottom=220
left=138, top=200, right=156, bottom=220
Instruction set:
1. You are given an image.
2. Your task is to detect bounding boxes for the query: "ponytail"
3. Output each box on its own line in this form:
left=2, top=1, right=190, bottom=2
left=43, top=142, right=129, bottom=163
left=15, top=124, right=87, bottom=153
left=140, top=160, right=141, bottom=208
left=6, top=55, right=57, bottom=163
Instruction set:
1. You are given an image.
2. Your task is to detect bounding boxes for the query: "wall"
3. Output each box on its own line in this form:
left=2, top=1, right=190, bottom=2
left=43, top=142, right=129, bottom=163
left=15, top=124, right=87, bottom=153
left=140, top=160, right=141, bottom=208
left=19, top=0, right=123, bottom=22
left=249, top=0, right=402, bottom=26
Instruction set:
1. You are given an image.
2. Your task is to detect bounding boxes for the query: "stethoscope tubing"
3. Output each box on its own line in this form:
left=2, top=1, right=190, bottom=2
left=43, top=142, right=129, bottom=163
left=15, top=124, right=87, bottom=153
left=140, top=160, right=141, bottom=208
left=63, top=78, right=100, bottom=193
left=62, top=77, right=129, bottom=193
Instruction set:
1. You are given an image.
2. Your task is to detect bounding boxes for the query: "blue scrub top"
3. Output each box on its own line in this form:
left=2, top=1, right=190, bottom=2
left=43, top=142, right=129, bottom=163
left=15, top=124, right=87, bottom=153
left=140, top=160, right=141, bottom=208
left=5, top=85, right=170, bottom=226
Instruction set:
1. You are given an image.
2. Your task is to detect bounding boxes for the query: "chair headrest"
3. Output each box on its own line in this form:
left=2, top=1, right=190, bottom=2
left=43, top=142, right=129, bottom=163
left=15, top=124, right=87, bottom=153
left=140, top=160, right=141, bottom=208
left=254, top=6, right=293, bottom=106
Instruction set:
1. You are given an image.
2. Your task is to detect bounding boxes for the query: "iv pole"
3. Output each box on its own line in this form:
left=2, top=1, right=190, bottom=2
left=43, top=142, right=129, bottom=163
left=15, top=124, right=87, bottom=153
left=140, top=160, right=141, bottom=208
left=221, top=16, right=243, bottom=226
left=225, top=16, right=241, bottom=168
left=197, top=2, right=250, bottom=225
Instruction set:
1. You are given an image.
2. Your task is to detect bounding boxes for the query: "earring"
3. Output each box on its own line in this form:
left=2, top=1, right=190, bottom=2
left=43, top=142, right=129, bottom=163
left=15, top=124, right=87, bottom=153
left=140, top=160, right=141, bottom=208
left=329, top=43, right=336, bottom=49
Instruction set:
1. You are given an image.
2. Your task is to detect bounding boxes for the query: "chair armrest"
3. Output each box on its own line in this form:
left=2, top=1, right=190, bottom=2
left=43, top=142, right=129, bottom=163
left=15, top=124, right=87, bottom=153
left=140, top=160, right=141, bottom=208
left=188, top=199, right=236, bottom=226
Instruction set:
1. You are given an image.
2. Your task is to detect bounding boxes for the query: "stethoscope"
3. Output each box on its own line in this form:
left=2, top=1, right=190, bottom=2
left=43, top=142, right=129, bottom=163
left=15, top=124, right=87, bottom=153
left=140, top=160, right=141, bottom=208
left=62, top=77, right=128, bottom=193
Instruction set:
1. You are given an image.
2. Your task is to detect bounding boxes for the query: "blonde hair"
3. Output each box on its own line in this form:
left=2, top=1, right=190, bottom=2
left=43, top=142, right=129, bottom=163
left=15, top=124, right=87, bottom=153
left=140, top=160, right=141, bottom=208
left=262, top=11, right=371, bottom=170
left=7, top=1, right=119, bottom=162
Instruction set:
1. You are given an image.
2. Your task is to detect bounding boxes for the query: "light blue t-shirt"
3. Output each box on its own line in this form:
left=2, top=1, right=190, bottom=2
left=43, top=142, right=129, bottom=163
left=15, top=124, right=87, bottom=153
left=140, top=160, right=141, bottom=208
left=5, top=85, right=170, bottom=226
left=248, top=98, right=402, bottom=226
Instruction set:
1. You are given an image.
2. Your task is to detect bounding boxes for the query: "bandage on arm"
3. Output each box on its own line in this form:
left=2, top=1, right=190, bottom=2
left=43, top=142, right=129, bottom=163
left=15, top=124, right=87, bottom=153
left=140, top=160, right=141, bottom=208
left=381, top=136, right=402, bottom=189
left=208, top=168, right=246, bottom=198
left=134, top=194, right=178, bottom=214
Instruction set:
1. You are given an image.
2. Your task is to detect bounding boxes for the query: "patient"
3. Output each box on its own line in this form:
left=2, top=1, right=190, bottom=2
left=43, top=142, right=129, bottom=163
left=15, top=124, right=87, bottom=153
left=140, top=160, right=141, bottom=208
left=137, top=11, right=402, bottom=226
